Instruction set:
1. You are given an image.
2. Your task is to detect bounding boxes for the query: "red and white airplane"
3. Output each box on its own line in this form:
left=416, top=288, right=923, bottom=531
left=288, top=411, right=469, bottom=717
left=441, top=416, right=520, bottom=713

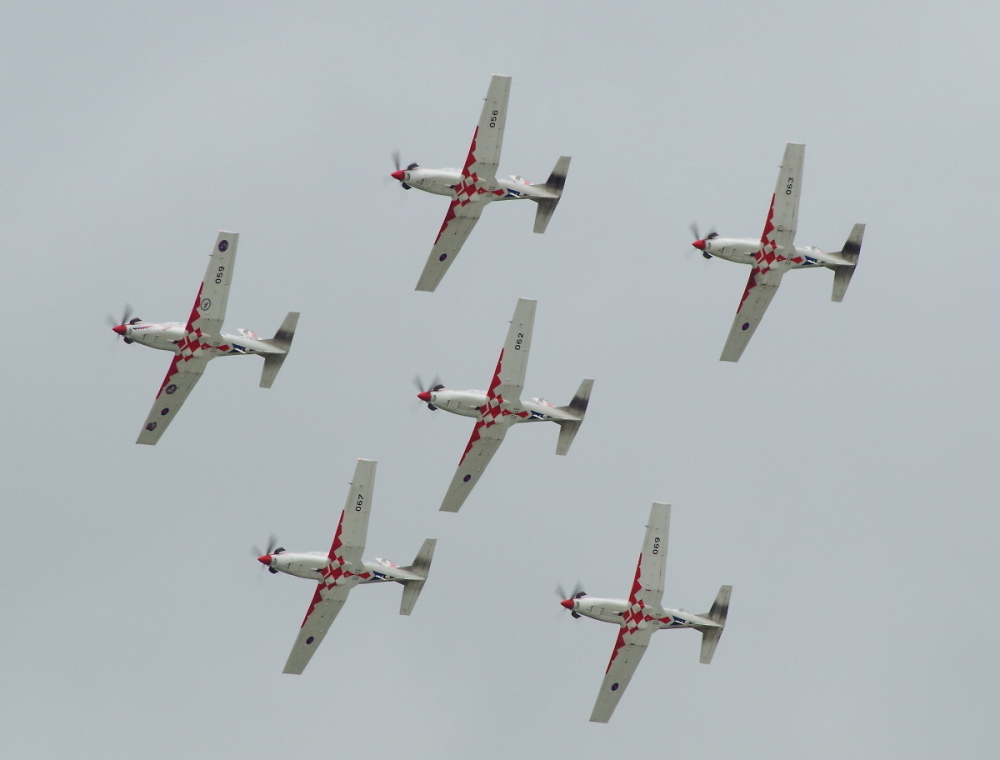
left=559, top=502, right=731, bottom=723
left=417, top=297, right=593, bottom=513
left=390, top=74, right=571, bottom=292
left=691, top=143, right=866, bottom=362
left=111, top=231, right=299, bottom=445
left=257, top=459, right=437, bottom=675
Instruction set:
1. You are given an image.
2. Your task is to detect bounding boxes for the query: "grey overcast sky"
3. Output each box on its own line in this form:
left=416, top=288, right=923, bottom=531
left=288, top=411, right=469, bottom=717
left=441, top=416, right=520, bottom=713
left=2, top=1, right=999, bottom=757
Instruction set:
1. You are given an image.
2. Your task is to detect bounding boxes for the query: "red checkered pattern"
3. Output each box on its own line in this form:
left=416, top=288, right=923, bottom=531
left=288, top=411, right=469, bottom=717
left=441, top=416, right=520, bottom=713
left=605, top=553, right=657, bottom=673
left=737, top=194, right=793, bottom=314
left=459, top=349, right=518, bottom=465
left=432, top=127, right=504, bottom=246
left=154, top=285, right=230, bottom=398
left=299, top=512, right=363, bottom=628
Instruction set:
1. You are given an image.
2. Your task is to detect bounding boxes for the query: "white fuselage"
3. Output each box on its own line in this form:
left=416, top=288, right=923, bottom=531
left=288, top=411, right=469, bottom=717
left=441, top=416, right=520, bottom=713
left=700, top=237, right=855, bottom=269
left=566, top=596, right=719, bottom=632
left=120, top=321, right=282, bottom=357
left=399, top=168, right=558, bottom=202
left=267, top=552, right=422, bottom=584
left=423, top=389, right=579, bottom=423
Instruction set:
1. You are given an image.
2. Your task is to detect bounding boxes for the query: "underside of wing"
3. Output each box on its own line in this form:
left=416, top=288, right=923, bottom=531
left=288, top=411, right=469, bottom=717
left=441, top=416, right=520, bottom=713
left=194, top=231, right=239, bottom=337
left=589, top=625, right=654, bottom=723
left=636, top=503, right=670, bottom=608
left=494, top=298, right=536, bottom=401
left=135, top=354, right=209, bottom=444
left=720, top=267, right=785, bottom=363
left=765, top=143, right=805, bottom=252
left=469, top=74, right=511, bottom=189
left=439, top=419, right=508, bottom=513
left=333, top=459, right=375, bottom=570
left=283, top=583, right=351, bottom=675
left=415, top=201, right=482, bottom=292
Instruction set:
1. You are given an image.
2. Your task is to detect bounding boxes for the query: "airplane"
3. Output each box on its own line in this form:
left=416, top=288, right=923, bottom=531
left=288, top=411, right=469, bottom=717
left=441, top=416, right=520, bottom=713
left=558, top=502, right=731, bottom=723
left=390, top=74, right=571, bottom=292
left=416, top=297, right=593, bottom=513
left=256, top=458, right=437, bottom=675
left=690, top=142, right=866, bottom=362
left=111, top=231, right=299, bottom=445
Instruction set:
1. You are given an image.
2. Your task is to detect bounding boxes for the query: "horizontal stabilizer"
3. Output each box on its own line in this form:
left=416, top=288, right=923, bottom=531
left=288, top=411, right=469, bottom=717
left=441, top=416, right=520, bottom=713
left=399, top=538, right=437, bottom=616
left=831, top=223, right=865, bottom=303
left=259, top=311, right=300, bottom=388
left=555, top=378, right=593, bottom=456
left=696, top=584, right=731, bottom=664
left=532, top=156, right=571, bottom=234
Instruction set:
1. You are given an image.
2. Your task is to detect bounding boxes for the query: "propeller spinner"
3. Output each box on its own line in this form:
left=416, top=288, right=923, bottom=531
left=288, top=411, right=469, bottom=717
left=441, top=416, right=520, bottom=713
left=556, top=583, right=587, bottom=619
left=253, top=535, right=284, bottom=574
left=107, top=305, right=136, bottom=344
left=414, top=375, right=444, bottom=411
left=689, top=223, right=718, bottom=259
left=390, top=150, right=418, bottom=189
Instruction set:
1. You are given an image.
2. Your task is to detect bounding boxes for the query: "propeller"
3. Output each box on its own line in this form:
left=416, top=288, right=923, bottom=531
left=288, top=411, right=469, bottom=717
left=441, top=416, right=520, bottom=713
left=107, top=304, right=135, bottom=344
left=556, top=582, right=587, bottom=619
left=252, top=534, right=283, bottom=574
left=413, top=374, right=444, bottom=411
left=689, top=222, right=718, bottom=259
left=390, top=150, right=417, bottom=189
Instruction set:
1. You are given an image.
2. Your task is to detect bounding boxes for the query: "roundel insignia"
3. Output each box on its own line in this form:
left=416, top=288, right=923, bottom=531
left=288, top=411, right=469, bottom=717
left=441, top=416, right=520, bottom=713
left=218, top=240, right=228, bottom=251
left=146, top=422, right=157, bottom=431
left=611, top=683, right=619, bottom=691
left=201, top=298, right=211, bottom=311
left=439, top=254, right=448, bottom=261
left=160, top=407, right=170, bottom=416
left=741, top=322, right=750, bottom=331
left=306, top=637, right=314, bottom=645
left=463, top=474, right=471, bottom=482
left=165, top=384, right=178, bottom=395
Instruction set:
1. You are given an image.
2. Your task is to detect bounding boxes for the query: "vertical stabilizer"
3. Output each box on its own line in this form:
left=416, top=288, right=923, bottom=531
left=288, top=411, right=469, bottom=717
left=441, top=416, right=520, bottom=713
left=696, top=585, right=731, bottom=664
left=555, top=378, right=593, bottom=456
left=831, top=223, right=865, bottom=302
left=532, top=156, right=571, bottom=234
left=259, top=311, right=300, bottom=388
left=399, top=538, right=437, bottom=616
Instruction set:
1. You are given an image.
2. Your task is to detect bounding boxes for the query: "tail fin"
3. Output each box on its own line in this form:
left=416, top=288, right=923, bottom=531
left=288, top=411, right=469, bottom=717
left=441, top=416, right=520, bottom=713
left=398, top=538, right=437, bottom=616
left=531, top=156, right=571, bottom=234
left=258, top=311, right=300, bottom=388
left=831, top=223, right=865, bottom=303
left=696, top=585, right=731, bottom=664
left=555, top=378, right=593, bottom=456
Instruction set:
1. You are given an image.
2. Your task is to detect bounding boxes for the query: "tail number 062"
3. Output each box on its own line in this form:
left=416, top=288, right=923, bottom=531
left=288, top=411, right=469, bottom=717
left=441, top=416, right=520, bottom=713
left=514, top=332, right=524, bottom=350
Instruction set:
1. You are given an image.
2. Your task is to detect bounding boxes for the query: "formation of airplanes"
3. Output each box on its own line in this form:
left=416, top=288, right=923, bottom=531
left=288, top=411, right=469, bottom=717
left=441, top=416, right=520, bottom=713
left=107, top=75, right=867, bottom=722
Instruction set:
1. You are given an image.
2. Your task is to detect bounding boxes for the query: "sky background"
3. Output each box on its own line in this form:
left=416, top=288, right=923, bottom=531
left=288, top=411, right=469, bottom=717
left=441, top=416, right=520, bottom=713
left=2, top=1, right=999, bottom=757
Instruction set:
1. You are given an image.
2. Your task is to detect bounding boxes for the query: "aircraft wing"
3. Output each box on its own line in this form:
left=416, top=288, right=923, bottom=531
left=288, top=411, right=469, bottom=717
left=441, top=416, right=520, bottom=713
left=134, top=232, right=240, bottom=444
left=439, top=416, right=509, bottom=513
left=281, top=459, right=376, bottom=675
left=283, top=582, right=351, bottom=675
left=720, top=266, right=786, bottom=362
left=415, top=201, right=483, bottom=292
left=468, top=74, right=511, bottom=189
left=589, top=623, right=654, bottom=723
left=414, top=76, right=511, bottom=292
left=765, top=143, right=804, bottom=253
left=635, top=502, right=670, bottom=609
left=494, top=298, right=535, bottom=402
left=135, top=354, right=209, bottom=444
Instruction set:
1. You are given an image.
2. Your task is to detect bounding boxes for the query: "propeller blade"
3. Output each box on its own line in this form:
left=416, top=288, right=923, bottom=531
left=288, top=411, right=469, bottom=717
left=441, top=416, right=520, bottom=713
left=391, top=150, right=401, bottom=172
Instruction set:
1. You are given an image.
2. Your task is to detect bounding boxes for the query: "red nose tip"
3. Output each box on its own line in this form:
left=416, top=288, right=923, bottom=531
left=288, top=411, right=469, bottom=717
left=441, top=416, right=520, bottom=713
left=391, top=170, right=405, bottom=181
left=257, top=554, right=272, bottom=566
left=112, top=324, right=127, bottom=335
left=560, top=599, right=574, bottom=609
left=692, top=239, right=706, bottom=250
left=417, top=391, right=431, bottom=402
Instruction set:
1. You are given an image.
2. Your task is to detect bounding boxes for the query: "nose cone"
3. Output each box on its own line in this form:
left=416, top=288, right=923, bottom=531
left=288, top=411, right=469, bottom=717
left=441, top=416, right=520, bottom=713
left=417, top=391, right=431, bottom=402
left=112, top=324, right=127, bottom=336
left=390, top=170, right=405, bottom=181
left=257, top=554, right=272, bottom=566
left=560, top=599, right=574, bottom=610
left=692, top=239, right=706, bottom=250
